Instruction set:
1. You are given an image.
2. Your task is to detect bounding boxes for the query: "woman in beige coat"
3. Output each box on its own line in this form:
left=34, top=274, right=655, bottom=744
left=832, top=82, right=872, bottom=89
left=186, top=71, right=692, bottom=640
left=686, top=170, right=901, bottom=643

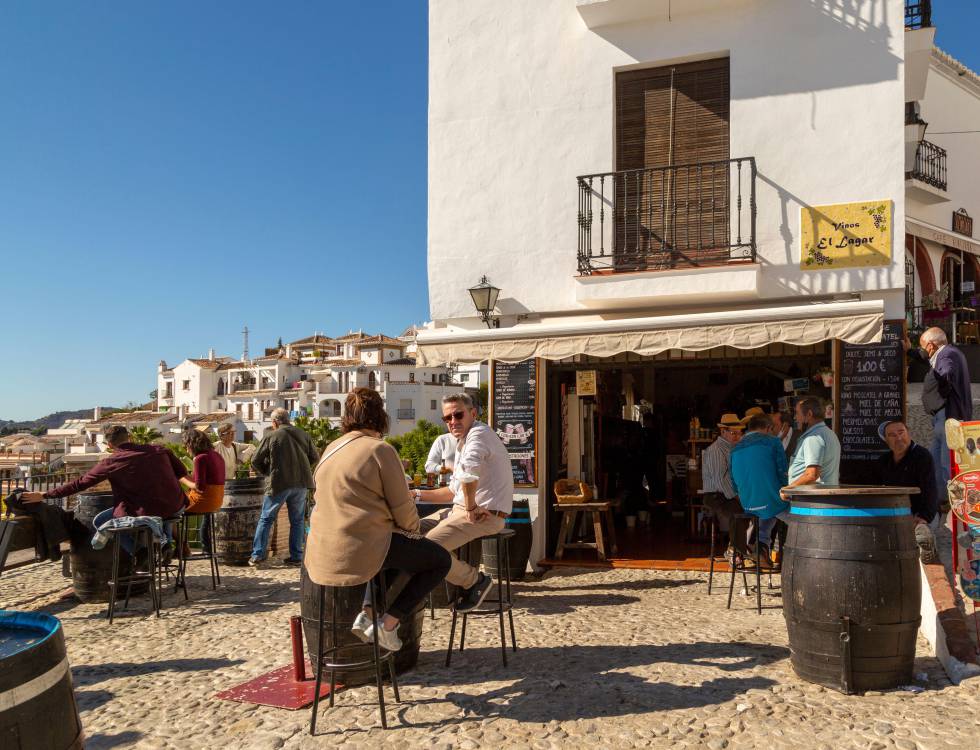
left=305, top=388, right=451, bottom=652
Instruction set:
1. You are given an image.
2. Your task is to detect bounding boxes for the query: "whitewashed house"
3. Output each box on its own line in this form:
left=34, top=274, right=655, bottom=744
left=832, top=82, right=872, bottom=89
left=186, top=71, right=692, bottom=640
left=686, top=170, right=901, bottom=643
left=417, top=0, right=920, bottom=569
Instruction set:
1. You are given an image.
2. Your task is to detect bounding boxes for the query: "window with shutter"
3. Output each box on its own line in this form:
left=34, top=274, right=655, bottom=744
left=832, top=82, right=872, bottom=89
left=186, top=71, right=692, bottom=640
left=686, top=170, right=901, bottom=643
left=615, top=58, right=730, bottom=270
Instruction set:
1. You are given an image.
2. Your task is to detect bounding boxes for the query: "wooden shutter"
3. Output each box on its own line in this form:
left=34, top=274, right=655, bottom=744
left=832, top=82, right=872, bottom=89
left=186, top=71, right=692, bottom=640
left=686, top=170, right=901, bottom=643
left=614, top=58, right=730, bottom=269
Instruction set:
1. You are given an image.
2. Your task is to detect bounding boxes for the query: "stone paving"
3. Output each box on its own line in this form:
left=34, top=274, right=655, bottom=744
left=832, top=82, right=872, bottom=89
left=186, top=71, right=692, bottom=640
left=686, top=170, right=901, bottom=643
left=2, top=560, right=979, bottom=750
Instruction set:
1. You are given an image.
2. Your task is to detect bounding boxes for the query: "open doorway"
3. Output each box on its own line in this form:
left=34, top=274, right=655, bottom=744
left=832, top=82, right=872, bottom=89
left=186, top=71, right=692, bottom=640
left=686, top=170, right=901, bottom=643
left=543, top=342, right=832, bottom=569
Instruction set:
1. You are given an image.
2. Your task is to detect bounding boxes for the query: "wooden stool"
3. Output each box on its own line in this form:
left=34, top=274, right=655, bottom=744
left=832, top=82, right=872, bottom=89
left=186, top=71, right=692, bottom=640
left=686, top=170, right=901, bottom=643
left=553, top=502, right=618, bottom=561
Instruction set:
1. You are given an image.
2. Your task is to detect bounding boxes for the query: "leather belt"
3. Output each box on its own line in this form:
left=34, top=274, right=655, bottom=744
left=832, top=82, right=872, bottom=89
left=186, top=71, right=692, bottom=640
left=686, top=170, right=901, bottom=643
left=488, top=509, right=509, bottom=519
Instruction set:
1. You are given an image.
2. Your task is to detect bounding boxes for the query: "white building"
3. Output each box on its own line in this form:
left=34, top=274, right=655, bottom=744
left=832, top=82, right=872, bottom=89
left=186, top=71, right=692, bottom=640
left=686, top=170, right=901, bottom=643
left=904, top=28, right=980, bottom=340
left=156, top=331, right=467, bottom=439
left=417, top=0, right=929, bottom=570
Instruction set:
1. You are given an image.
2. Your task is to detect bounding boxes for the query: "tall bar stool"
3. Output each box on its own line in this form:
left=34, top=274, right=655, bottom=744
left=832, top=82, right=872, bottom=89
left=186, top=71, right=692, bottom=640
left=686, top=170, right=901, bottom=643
left=309, top=571, right=400, bottom=733
left=105, top=525, right=162, bottom=623
left=175, top=512, right=221, bottom=594
left=446, top=528, right=518, bottom=667
left=160, top=513, right=186, bottom=601
left=705, top=509, right=720, bottom=595
left=726, top=513, right=766, bottom=614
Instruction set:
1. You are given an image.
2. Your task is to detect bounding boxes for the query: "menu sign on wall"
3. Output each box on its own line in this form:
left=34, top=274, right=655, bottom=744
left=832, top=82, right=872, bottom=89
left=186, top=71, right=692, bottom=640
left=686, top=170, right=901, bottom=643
left=835, top=320, right=906, bottom=483
left=491, top=359, right=538, bottom=487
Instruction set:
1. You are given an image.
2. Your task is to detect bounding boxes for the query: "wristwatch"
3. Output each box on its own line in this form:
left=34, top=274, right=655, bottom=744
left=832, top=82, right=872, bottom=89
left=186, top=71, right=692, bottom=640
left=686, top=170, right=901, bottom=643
left=413, top=488, right=421, bottom=501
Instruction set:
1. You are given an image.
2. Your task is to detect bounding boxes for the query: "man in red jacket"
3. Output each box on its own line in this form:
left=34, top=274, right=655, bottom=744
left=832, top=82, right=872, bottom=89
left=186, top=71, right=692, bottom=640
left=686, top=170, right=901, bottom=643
left=22, top=424, right=187, bottom=555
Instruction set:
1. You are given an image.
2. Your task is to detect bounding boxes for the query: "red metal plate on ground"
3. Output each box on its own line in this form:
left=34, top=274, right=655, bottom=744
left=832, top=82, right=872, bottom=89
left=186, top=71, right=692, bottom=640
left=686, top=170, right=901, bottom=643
left=215, top=663, right=342, bottom=710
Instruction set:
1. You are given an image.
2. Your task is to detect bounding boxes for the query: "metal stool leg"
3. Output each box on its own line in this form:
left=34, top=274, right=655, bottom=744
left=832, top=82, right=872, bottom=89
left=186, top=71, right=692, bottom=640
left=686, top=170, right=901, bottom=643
left=505, top=536, right=516, bottom=652
left=207, top=515, right=220, bottom=589
left=708, top=515, right=716, bottom=595
left=107, top=533, right=121, bottom=623
left=726, top=547, right=737, bottom=610
left=459, top=612, right=468, bottom=652
left=147, top=533, right=161, bottom=618
left=445, top=606, right=459, bottom=667
left=496, top=534, right=507, bottom=667
left=369, top=576, right=388, bottom=730
left=329, top=587, right=338, bottom=708
left=755, top=534, right=762, bottom=615
left=310, top=585, right=325, bottom=736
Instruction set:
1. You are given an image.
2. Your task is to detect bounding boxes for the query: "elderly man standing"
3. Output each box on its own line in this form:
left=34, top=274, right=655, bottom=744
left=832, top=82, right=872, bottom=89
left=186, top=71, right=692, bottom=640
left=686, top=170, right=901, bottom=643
left=783, top=396, right=841, bottom=495
left=249, top=408, right=319, bottom=567
left=909, top=327, right=972, bottom=498
left=214, top=423, right=256, bottom=480
left=415, top=393, right=513, bottom=612
left=877, top=420, right=940, bottom=563
left=701, top=413, right=745, bottom=546
left=732, top=412, right=789, bottom=568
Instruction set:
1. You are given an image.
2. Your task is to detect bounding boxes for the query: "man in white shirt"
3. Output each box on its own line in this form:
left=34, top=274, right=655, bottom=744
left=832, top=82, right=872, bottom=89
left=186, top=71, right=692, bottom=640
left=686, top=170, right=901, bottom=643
left=214, top=423, right=256, bottom=481
left=425, top=431, right=456, bottom=474
left=414, top=393, right=513, bottom=612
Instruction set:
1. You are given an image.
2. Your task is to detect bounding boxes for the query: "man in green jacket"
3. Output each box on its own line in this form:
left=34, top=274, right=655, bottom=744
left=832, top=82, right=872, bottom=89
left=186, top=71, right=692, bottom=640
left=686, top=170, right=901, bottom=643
left=249, top=408, right=320, bottom=566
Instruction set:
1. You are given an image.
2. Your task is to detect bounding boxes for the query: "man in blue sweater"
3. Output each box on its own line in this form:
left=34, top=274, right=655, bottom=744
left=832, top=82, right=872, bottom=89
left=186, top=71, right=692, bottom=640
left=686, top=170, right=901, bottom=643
left=731, top=412, right=789, bottom=568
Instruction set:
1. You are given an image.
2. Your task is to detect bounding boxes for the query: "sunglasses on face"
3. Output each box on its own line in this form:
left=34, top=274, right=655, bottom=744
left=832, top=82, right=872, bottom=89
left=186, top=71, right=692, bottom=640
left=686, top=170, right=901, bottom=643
left=442, top=410, right=467, bottom=424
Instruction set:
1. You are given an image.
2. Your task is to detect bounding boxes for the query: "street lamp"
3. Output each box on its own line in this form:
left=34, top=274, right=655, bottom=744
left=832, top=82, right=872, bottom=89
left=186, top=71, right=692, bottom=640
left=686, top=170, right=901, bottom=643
left=468, top=275, right=501, bottom=329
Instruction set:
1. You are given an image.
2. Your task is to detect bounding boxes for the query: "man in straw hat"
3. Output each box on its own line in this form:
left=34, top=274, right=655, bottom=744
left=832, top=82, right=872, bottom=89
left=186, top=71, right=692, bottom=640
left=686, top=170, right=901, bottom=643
left=701, top=413, right=745, bottom=551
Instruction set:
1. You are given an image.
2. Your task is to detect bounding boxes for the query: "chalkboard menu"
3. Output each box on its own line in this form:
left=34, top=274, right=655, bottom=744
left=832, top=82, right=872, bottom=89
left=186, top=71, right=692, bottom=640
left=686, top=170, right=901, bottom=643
left=835, top=320, right=906, bottom=483
left=491, top=359, right=538, bottom=487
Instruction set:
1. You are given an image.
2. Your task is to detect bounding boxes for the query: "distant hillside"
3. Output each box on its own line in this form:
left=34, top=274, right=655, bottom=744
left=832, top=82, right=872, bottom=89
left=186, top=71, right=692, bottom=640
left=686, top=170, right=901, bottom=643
left=0, top=407, right=121, bottom=435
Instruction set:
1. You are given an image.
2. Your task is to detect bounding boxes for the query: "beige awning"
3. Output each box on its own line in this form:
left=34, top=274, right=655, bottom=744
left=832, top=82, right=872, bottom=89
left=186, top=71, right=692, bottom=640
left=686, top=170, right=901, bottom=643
left=416, top=300, right=884, bottom=365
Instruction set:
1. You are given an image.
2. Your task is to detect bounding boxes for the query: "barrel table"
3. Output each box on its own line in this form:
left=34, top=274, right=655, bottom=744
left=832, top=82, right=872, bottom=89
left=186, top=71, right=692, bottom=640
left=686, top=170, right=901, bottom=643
left=70, top=491, right=148, bottom=603
left=781, top=485, right=922, bottom=694
left=214, top=478, right=266, bottom=566
left=415, top=501, right=483, bottom=608
left=299, top=565, right=424, bottom=686
left=483, top=498, right=532, bottom=581
left=0, top=610, right=84, bottom=749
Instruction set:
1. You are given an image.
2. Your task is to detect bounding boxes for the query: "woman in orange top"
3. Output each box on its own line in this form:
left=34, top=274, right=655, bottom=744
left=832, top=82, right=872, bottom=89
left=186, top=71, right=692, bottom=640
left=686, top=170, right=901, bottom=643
left=179, top=430, right=226, bottom=513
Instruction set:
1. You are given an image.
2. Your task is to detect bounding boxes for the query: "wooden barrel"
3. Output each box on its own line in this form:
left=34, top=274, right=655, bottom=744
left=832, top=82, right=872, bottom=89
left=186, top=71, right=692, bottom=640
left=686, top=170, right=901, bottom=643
left=414, top=502, right=482, bottom=607
left=781, top=487, right=922, bottom=694
left=214, top=478, right=265, bottom=566
left=0, top=610, right=84, bottom=749
left=483, top=500, right=532, bottom=581
left=70, top=491, right=146, bottom=603
left=299, top=565, right=424, bottom=686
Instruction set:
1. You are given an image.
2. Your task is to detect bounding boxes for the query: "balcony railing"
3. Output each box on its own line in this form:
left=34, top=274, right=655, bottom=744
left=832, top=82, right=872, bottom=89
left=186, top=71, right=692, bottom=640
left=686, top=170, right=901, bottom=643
left=396, top=408, right=416, bottom=420
left=577, top=157, right=756, bottom=275
left=905, top=1, right=932, bottom=30
left=907, top=140, right=947, bottom=191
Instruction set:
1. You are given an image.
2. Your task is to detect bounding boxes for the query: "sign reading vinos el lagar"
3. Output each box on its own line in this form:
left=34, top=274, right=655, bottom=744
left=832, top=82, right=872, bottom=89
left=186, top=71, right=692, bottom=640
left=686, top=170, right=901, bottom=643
left=800, top=200, right=893, bottom=270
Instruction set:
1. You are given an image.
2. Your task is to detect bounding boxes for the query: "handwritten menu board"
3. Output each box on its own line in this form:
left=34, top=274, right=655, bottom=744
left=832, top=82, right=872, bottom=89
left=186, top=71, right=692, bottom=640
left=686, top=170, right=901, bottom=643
left=835, top=320, right=906, bottom=483
left=491, top=359, right=538, bottom=487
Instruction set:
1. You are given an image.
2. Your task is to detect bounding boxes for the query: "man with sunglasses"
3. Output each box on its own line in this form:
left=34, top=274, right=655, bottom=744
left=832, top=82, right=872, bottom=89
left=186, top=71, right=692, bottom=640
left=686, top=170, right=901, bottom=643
left=413, top=393, right=513, bottom=612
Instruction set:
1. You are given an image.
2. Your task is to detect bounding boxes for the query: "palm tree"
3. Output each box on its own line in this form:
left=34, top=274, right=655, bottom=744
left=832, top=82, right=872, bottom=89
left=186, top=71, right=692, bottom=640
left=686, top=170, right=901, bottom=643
left=128, top=425, right=162, bottom=444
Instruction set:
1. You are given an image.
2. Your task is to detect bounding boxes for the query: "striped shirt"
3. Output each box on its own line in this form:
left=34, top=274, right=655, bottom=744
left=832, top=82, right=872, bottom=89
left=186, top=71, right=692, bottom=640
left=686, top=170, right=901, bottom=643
left=701, top=436, right=738, bottom=500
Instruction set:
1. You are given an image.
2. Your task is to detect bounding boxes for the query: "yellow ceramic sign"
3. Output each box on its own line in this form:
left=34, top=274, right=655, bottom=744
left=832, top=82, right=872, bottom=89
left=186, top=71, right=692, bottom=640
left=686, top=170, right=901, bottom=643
left=800, top=200, right=892, bottom=270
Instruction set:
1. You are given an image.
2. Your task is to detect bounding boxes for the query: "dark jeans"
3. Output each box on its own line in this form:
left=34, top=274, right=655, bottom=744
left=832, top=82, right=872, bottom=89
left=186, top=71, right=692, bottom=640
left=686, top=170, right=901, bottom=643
left=702, top=492, right=742, bottom=534
left=362, top=532, right=451, bottom=621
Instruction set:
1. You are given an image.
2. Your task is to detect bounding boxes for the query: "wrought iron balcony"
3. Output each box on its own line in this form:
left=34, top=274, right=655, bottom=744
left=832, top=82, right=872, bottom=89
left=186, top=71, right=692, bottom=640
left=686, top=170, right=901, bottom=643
left=905, top=1, right=932, bottom=30
left=396, top=408, right=416, bottom=420
left=907, top=140, right=947, bottom=191
left=577, top=157, right=756, bottom=275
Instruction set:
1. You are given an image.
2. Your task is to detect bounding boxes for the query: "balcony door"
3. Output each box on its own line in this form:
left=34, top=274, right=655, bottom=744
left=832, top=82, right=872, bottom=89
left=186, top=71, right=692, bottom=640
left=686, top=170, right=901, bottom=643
left=615, top=58, right=730, bottom=270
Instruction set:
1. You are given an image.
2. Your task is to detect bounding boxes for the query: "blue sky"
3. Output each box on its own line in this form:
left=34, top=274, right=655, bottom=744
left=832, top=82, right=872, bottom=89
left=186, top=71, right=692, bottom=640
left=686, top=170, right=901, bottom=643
left=1, top=1, right=979, bottom=421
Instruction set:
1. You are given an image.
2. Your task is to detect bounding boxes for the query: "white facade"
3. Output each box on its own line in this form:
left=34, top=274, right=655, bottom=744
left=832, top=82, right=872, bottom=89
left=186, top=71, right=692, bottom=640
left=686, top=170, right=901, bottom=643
left=428, top=0, right=907, bottom=326
left=423, top=0, right=916, bottom=570
left=905, top=45, right=980, bottom=323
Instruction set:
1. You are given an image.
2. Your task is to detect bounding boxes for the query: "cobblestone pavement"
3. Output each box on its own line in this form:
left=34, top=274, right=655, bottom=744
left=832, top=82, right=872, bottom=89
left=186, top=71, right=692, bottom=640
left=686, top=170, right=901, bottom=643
left=2, top=560, right=979, bottom=749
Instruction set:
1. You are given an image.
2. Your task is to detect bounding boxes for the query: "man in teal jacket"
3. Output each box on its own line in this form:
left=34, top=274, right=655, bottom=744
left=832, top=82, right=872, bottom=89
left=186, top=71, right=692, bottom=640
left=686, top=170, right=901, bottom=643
left=731, top=412, right=789, bottom=566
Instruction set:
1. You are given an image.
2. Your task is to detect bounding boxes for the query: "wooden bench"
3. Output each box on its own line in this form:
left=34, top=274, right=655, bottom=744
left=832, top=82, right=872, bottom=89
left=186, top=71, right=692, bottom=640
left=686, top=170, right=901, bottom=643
left=553, top=502, right=618, bottom=561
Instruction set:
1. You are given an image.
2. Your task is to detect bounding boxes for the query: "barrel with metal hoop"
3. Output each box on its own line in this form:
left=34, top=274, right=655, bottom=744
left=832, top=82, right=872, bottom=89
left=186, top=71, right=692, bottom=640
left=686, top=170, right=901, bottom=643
left=214, top=478, right=265, bottom=566
left=781, top=485, right=922, bottom=694
left=0, top=610, right=84, bottom=749
left=70, top=490, right=147, bottom=603
left=483, top=499, right=532, bottom=581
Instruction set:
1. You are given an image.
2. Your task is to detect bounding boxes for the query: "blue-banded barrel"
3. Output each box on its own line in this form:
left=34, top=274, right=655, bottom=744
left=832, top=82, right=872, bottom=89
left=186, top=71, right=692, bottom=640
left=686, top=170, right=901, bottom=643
left=215, top=478, right=265, bottom=565
left=782, top=487, right=922, bottom=694
left=483, top=499, right=532, bottom=581
left=0, top=610, right=84, bottom=749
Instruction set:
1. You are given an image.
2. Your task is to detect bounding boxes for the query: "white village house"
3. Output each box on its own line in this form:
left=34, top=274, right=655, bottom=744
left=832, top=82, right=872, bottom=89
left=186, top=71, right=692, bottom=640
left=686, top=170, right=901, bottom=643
left=415, top=0, right=978, bottom=572
left=157, top=331, right=470, bottom=438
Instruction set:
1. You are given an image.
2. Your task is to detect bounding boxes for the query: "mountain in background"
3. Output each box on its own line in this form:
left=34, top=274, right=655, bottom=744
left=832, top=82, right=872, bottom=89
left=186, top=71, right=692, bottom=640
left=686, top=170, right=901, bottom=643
left=0, top=407, right=121, bottom=435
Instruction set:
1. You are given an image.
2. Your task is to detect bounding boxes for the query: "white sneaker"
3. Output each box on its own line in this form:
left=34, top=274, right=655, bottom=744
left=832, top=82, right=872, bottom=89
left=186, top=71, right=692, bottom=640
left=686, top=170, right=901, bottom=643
left=365, top=622, right=403, bottom=652
left=351, top=612, right=373, bottom=643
